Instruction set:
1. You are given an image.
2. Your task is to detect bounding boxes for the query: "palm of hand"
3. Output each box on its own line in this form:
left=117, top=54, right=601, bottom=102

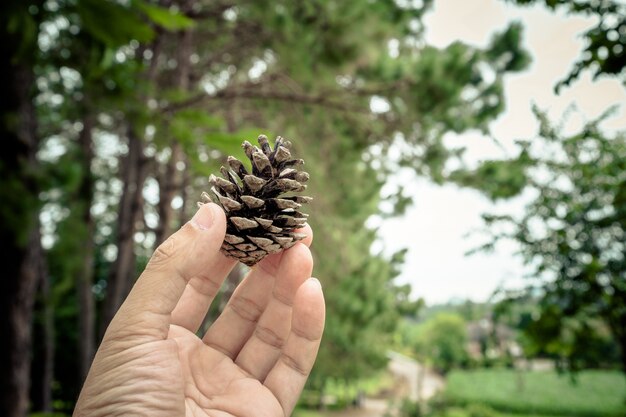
left=74, top=205, right=324, bottom=417
left=170, top=325, right=283, bottom=416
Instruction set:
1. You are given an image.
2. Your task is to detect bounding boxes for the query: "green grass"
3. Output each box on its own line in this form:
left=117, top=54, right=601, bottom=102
left=292, top=410, right=325, bottom=417
left=433, top=405, right=568, bottom=417
left=298, top=371, right=395, bottom=410
left=292, top=405, right=570, bottom=417
left=445, top=369, right=626, bottom=417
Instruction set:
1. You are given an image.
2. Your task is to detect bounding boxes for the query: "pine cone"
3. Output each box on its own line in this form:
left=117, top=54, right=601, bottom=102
left=199, top=135, right=312, bottom=266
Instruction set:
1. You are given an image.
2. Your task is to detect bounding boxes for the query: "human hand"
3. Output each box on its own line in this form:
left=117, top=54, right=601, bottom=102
left=74, top=203, right=325, bottom=417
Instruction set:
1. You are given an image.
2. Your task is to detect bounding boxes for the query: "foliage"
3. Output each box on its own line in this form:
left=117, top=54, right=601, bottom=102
left=493, top=293, right=622, bottom=370
left=460, top=0, right=626, bottom=379
left=507, top=0, right=626, bottom=90
left=403, top=313, right=469, bottom=373
left=298, top=372, right=394, bottom=411
left=417, top=301, right=492, bottom=323
left=450, top=157, right=530, bottom=200
left=398, top=398, right=425, bottom=417
left=463, top=404, right=500, bottom=417
left=445, top=369, right=626, bottom=417
left=469, top=108, right=626, bottom=373
left=420, top=405, right=573, bottom=417
left=292, top=410, right=325, bottom=417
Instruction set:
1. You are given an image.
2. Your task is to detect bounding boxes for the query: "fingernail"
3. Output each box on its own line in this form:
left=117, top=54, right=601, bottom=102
left=309, top=277, right=322, bottom=288
left=191, top=204, right=215, bottom=230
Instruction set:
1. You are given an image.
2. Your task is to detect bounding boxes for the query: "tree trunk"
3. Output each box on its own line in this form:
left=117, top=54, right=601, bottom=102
left=77, top=114, right=96, bottom=382
left=0, top=126, right=41, bottom=416
left=604, top=288, right=626, bottom=378
left=178, top=158, right=191, bottom=226
left=40, top=259, right=54, bottom=413
left=155, top=28, right=192, bottom=246
left=31, top=251, right=54, bottom=413
left=101, top=127, right=148, bottom=335
left=0, top=34, right=43, bottom=415
left=12, top=228, right=43, bottom=417
left=100, top=31, right=166, bottom=335
left=607, top=312, right=626, bottom=377
left=621, top=336, right=626, bottom=379
left=155, top=142, right=182, bottom=246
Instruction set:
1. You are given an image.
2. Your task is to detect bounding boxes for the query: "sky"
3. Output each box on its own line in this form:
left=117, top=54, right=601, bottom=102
left=377, top=0, right=626, bottom=305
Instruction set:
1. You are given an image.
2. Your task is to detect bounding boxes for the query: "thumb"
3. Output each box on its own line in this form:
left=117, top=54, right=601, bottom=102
left=106, top=203, right=229, bottom=341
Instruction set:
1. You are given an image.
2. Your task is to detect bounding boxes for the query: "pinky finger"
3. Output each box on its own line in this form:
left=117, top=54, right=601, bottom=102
left=263, top=278, right=325, bottom=416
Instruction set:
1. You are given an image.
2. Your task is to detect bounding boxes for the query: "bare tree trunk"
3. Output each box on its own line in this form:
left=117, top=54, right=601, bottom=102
left=0, top=5, right=45, bottom=416
left=155, top=142, right=182, bottom=246
left=31, top=252, right=54, bottom=413
left=1, top=142, right=41, bottom=417
left=101, top=127, right=148, bottom=335
left=606, top=307, right=626, bottom=377
left=618, top=335, right=626, bottom=376
left=40, top=262, right=54, bottom=413
left=155, top=28, right=192, bottom=246
left=13, top=228, right=43, bottom=417
left=123, top=152, right=150, bottom=299
left=178, top=159, right=191, bottom=226
left=100, top=30, right=166, bottom=335
left=77, top=114, right=96, bottom=382
left=0, top=49, right=43, bottom=416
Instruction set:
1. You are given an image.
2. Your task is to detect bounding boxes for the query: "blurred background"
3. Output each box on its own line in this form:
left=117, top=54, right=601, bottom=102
left=1, top=0, right=624, bottom=416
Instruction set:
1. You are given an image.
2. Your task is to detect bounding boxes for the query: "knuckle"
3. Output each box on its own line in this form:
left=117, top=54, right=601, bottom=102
left=188, top=274, right=221, bottom=297
left=255, top=325, right=287, bottom=350
left=229, top=296, right=264, bottom=323
left=281, top=353, right=308, bottom=376
left=147, top=235, right=178, bottom=270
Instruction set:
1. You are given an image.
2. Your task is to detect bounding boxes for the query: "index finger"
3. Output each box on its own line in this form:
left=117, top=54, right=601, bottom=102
left=105, top=203, right=233, bottom=341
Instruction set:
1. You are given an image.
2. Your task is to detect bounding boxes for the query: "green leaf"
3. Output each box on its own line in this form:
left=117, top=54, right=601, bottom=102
left=172, top=109, right=223, bottom=129
left=134, top=1, right=196, bottom=31
left=78, top=0, right=155, bottom=47
left=205, top=128, right=268, bottom=158
left=7, top=11, right=38, bottom=62
left=450, top=157, right=529, bottom=200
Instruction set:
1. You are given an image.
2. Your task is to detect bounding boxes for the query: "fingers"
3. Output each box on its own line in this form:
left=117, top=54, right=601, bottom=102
left=201, top=239, right=312, bottom=358
left=234, top=244, right=313, bottom=380
left=260, top=224, right=313, bottom=275
left=264, top=278, right=325, bottom=416
left=108, top=203, right=232, bottom=341
left=201, top=263, right=275, bottom=357
left=174, top=223, right=313, bottom=336
left=169, top=256, right=236, bottom=333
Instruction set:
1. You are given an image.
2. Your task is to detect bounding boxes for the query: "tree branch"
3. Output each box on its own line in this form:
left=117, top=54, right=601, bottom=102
left=162, top=86, right=368, bottom=114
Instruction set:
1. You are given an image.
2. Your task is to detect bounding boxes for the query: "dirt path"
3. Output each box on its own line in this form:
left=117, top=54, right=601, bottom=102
left=387, top=351, right=445, bottom=402
left=321, top=352, right=445, bottom=417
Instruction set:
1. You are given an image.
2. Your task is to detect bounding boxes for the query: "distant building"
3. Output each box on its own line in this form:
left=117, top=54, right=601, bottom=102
left=466, top=318, right=519, bottom=361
